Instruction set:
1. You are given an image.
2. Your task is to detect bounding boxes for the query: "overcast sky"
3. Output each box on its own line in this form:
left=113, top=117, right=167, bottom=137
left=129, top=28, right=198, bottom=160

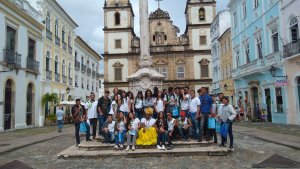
left=56, top=0, right=229, bottom=73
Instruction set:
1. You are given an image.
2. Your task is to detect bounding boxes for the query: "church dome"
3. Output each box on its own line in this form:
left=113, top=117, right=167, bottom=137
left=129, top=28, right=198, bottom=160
left=106, top=0, right=129, bottom=7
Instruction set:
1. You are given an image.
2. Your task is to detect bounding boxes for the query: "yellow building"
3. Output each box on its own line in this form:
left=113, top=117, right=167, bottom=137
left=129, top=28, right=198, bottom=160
left=40, top=0, right=78, bottom=102
left=219, top=28, right=235, bottom=104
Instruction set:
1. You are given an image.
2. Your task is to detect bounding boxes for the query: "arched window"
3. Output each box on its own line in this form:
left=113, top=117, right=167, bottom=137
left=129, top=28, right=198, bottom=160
left=158, top=35, right=163, bottom=44
left=115, top=12, right=121, bottom=25
left=4, top=79, right=14, bottom=130
left=55, top=19, right=59, bottom=36
left=46, top=51, right=51, bottom=71
left=68, top=62, right=71, bottom=77
left=153, top=35, right=156, bottom=41
left=199, top=8, right=206, bottom=21
left=62, top=59, right=65, bottom=76
left=46, top=12, right=51, bottom=31
left=55, top=56, right=59, bottom=73
left=164, top=35, right=167, bottom=41
left=290, top=16, right=299, bottom=43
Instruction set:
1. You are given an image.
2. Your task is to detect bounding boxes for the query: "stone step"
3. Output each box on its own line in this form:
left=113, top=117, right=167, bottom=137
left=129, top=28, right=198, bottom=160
left=58, top=145, right=228, bottom=158
left=78, top=140, right=214, bottom=151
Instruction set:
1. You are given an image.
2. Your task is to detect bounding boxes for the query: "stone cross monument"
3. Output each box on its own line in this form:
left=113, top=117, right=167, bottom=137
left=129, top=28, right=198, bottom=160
left=127, top=0, right=164, bottom=95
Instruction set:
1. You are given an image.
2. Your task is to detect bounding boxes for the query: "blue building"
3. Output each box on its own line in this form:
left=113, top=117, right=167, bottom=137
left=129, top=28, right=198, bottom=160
left=228, top=0, right=288, bottom=123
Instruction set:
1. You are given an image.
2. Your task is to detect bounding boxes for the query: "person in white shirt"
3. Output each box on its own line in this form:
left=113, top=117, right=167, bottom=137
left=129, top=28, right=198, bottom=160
left=188, top=90, right=201, bottom=141
left=154, top=91, right=165, bottom=119
left=136, top=107, right=157, bottom=145
left=102, top=114, right=116, bottom=143
left=56, top=105, right=64, bottom=132
left=166, top=112, right=177, bottom=150
left=109, top=95, right=119, bottom=120
left=126, top=112, right=140, bottom=151
left=180, top=88, right=190, bottom=114
left=119, top=91, right=130, bottom=117
left=114, top=112, right=127, bottom=150
left=217, top=97, right=237, bottom=152
left=85, top=92, right=98, bottom=140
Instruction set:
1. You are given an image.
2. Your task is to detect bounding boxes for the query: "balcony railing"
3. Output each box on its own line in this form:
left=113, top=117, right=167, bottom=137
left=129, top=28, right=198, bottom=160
left=46, top=70, right=52, bottom=80
left=3, top=49, right=21, bottom=68
left=62, top=75, right=67, bottom=84
left=27, top=57, right=39, bottom=72
left=55, top=36, right=60, bottom=46
left=68, top=45, right=72, bottom=54
left=283, top=40, right=300, bottom=59
left=75, top=61, right=80, bottom=69
left=55, top=73, right=60, bottom=82
left=96, top=73, right=100, bottom=79
left=46, top=29, right=52, bottom=41
left=81, top=64, right=86, bottom=72
left=92, top=70, right=96, bottom=77
left=62, top=42, right=67, bottom=50
left=87, top=68, right=92, bottom=75
left=68, top=77, right=72, bottom=85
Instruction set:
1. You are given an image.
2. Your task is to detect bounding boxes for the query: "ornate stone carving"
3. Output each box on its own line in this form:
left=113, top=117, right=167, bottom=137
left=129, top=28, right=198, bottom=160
left=139, top=55, right=153, bottom=68
left=149, top=8, right=170, bottom=19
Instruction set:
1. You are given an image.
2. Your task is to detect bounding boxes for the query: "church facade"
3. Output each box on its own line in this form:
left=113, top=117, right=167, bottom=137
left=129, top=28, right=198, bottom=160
left=103, top=0, right=216, bottom=92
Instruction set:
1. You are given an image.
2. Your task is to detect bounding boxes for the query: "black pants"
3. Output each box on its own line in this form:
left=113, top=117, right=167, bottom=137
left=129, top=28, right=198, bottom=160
left=75, top=123, right=80, bottom=145
left=89, top=118, right=98, bottom=138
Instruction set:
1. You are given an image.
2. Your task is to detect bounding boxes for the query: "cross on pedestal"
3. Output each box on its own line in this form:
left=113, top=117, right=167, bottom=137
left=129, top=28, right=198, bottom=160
left=155, top=0, right=163, bottom=9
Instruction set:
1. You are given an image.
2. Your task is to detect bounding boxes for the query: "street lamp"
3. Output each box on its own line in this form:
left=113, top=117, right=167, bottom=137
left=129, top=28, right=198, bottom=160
left=269, top=66, right=288, bottom=79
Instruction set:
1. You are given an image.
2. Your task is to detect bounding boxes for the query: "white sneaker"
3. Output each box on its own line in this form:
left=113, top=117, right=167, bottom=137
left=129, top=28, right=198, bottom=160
left=132, top=145, right=135, bottom=151
left=157, top=145, right=162, bottom=150
left=114, top=145, right=118, bottom=150
left=161, top=145, right=165, bottom=150
left=120, top=144, right=124, bottom=149
left=126, top=146, right=130, bottom=151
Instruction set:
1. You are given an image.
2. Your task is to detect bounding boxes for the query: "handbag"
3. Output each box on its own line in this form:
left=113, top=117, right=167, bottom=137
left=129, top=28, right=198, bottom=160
left=220, top=123, right=229, bottom=138
left=208, top=117, right=216, bottom=129
left=172, top=106, right=179, bottom=117
left=80, top=122, right=87, bottom=133
left=216, top=121, right=221, bottom=133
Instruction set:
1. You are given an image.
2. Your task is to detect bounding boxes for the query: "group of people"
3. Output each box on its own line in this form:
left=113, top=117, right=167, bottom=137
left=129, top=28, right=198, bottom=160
left=71, top=86, right=237, bottom=151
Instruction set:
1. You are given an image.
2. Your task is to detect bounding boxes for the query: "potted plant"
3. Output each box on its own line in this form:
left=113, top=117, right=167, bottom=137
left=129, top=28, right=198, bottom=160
left=42, top=93, right=59, bottom=126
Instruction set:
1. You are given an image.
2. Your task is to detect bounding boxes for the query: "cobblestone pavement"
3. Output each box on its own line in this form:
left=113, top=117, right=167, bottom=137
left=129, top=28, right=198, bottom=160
left=235, top=122, right=300, bottom=137
left=1, top=126, right=300, bottom=169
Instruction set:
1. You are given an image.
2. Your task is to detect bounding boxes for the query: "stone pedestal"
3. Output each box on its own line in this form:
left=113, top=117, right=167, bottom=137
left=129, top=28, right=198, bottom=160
left=127, top=67, right=164, bottom=96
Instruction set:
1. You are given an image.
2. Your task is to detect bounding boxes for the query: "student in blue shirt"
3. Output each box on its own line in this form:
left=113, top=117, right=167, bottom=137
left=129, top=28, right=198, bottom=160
left=198, top=87, right=213, bottom=142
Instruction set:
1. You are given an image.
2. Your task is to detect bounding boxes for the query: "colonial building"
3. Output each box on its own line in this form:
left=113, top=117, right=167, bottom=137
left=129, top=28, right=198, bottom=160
left=210, top=10, right=231, bottom=94
left=0, top=0, right=44, bottom=131
left=281, top=0, right=300, bottom=125
left=74, top=36, right=102, bottom=101
left=229, top=0, right=287, bottom=123
left=103, top=0, right=216, bottom=92
left=98, top=73, right=105, bottom=98
left=219, top=28, right=235, bottom=104
left=31, top=0, right=78, bottom=117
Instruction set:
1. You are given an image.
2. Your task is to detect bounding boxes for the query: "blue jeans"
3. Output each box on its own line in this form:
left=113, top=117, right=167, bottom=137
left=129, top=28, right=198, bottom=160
left=104, top=131, right=115, bottom=143
left=98, top=114, right=107, bottom=136
left=157, top=132, right=166, bottom=146
left=75, top=122, right=90, bottom=144
left=221, top=122, right=233, bottom=147
left=188, top=112, right=200, bottom=140
left=135, top=109, right=143, bottom=120
left=57, top=120, right=63, bottom=130
left=115, top=130, right=126, bottom=145
left=178, top=125, right=189, bottom=140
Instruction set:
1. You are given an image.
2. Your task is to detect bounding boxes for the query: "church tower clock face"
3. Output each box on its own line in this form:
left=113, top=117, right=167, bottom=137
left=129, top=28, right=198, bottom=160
left=141, top=76, right=151, bottom=89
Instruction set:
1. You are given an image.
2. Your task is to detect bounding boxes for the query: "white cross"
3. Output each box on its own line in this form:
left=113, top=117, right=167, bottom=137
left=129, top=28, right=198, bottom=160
left=155, top=0, right=163, bottom=9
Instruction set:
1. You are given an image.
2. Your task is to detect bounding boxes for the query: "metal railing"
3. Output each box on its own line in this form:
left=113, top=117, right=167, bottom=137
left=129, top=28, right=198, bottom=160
left=75, top=61, right=80, bottom=69
left=283, top=40, right=300, bottom=58
left=62, top=42, right=67, bottom=50
left=46, top=30, right=52, bottom=41
left=92, top=70, right=96, bottom=77
left=27, top=57, right=39, bottom=72
left=3, top=49, right=21, bottom=68
left=55, top=73, right=60, bottom=82
left=55, top=36, right=60, bottom=46
left=46, top=70, right=52, bottom=80
left=81, top=64, right=86, bottom=72
left=62, top=75, right=67, bottom=84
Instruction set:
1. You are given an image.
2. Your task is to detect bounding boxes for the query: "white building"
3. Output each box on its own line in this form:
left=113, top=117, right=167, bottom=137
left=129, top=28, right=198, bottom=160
left=98, top=73, right=104, bottom=98
left=210, top=10, right=231, bottom=94
left=0, top=0, right=44, bottom=131
left=74, top=36, right=102, bottom=101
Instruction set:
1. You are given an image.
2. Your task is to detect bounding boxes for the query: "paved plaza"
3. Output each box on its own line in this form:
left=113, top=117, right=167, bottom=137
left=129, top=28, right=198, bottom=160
left=0, top=123, right=300, bottom=169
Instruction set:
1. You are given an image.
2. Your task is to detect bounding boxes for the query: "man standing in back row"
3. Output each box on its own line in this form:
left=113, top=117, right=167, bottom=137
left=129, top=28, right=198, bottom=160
left=85, top=92, right=98, bottom=140
left=198, top=87, right=213, bottom=142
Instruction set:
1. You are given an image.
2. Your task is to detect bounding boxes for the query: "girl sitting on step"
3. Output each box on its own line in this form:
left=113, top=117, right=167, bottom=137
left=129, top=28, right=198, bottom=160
left=126, top=112, right=140, bottom=151
left=136, top=107, right=157, bottom=146
left=114, top=112, right=127, bottom=150
left=155, top=111, right=167, bottom=150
